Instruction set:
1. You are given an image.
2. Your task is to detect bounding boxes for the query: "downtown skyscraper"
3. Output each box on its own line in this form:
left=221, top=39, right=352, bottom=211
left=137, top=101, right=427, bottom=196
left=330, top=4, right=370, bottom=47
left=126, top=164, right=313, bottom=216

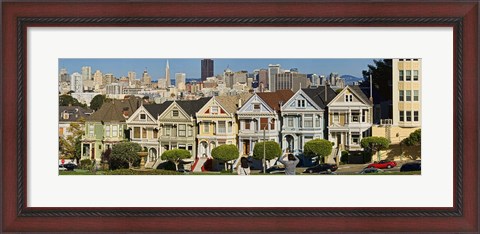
left=201, top=59, right=214, bottom=82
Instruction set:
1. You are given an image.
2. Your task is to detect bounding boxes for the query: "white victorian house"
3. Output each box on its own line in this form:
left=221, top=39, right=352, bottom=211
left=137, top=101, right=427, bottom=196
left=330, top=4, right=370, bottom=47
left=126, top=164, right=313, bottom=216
left=327, top=85, right=373, bottom=151
left=280, top=86, right=337, bottom=159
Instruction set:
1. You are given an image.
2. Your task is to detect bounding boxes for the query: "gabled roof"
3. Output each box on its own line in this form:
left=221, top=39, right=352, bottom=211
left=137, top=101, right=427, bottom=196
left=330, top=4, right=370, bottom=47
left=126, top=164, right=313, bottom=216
left=59, top=106, right=93, bottom=122
left=87, top=97, right=142, bottom=122
left=302, top=86, right=338, bottom=109
left=176, top=97, right=211, bottom=116
left=214, top=93, right=254, bottom=114
left=143, top=101, right=173, bottom=119
left=349, top=85, right=373, bottom=105
left=257, top=90, right=294, bottom=112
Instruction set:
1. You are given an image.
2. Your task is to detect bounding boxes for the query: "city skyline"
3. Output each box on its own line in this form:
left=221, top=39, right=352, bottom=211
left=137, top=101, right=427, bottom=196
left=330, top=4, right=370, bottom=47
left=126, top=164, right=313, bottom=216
left=59, top=58, right=380, bottom=81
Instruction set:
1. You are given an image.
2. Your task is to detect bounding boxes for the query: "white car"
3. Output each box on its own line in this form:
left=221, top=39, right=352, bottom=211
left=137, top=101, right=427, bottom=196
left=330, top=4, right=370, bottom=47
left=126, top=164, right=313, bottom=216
left=58, top=164, right=67, bottom=171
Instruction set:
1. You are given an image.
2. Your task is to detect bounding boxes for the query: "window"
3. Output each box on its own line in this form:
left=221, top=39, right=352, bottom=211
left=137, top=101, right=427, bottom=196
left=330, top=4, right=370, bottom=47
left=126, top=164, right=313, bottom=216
left=153, top=129, right=158, bottom=138
left=112, top=125, right=118, bottom=137
left=362, top=109, right=368, bottom=122
left=165, top=125, right=171, bottom=136
left=134, top=127, right=140, bottom=138
left=253, top=104, right=260, bottom=111
left=406, top=70, right=411, bottom=81
left=399, top=90, right=404, bottom=101
left=399, top=111, right=404, bottom=122
left=406, top=90, right=411, bottom=101
left=270, top=120, right=275, bottom=130
left=179, top=124, right=186, bottom=137
left=352, top=133, right=360, bottom=144
left=413, top=70, right=419, bottom=81
left=105, top=126, right=110, bottom=137
left=260, top=118, right=268, bottom=130
left=333, top=113, right=339, bottom=123
left=414, top=90, right=419, bottom=101
left=351, top=112, right=360, bottom=122
left=245, top=121, right=250, bottom=130
left=172, top=110, right=179, bottom=117
left=89, top=125, right=94, bottom=137
left=203, top=123, right=209, bottom=133
left=315, top=115, right=321, bottom=127
left=187, top=125, right=193, bottom=136
left=406, top=111, right=412, bottom=121
left=297, top=100, right=305, bottom=108
left=140, top=114, right=146, bottom=120
left=345, top=94, right=353, bottom=102
left=217, top=121, right=226, bottom=134
left=211, top=106, right=219, bottom=114
left=228, top=122, right=232, bottom=133
left=304, top=115, right=313, bottom=127
left=287, top=117, right=293, bottom=127
left=142, top=128, right=147, bottom=138
left=414, top=111, right=419, bottom=121
left=399, top=70, right=404, bottom=81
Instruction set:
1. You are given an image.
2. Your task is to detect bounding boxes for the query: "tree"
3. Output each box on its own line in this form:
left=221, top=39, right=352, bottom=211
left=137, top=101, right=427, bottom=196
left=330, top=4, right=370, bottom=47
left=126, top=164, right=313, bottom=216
left=58, top=118, right=85, bottom=163
left=59, top=94, right=86, bottom=107
left=361, top=136, right=390, bottom=162
left=252, top=141, right=282, bottom=168
left=90, top=94, right=106, bottom=111
left=402, top=129, right=421, bottom=146
left=110, top=142, right=142, bottom=169
left=161, top=149, right=191, bottom=171
left=211, top=144, right=239, bottom=171
left=304, top=139, right=333, bottom=164
left=360, top=59, right=393, bottom=101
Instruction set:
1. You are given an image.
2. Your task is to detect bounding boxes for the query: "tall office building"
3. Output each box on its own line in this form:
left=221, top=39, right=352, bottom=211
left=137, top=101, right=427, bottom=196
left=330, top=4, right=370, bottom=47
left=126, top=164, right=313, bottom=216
left=392, top=58, right=422, bottom=128
left=81, top=66, right=92, bottom=81
left=93, top=70, right=103, bottom=86
left=275, top=71, right=309, bottom=92
left=175, top=73, right=186, bottom=91
left=165, top=60, right=171, bottom=87
left=128, top=71, right=136, bottom=86
left=103, top=73, right=114, bottom=86
left=59, top=68, right=69, bottom=82
left=142, top=69, right=152, bottom=85
left=258, top=69, right=268, bottom=88
left=70, top=72, right=83, bottom=93
left=201, top=59, right=214, bottom=82
left=268, top=64, right=281, bottom=92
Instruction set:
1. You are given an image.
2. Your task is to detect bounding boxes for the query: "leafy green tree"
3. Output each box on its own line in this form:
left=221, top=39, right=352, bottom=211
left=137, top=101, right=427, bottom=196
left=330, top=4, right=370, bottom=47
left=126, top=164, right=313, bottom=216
left=211, top=144, right=239, bottom=171
left=304, top=139, right=333, bottom=164
left=110, top=142, right=142, bottom=169
left=161, top=149, right=191, bottom=171
left=361, top=136, right=390, bottom=162
left=360, top=59, right=393, bottom=101
left=402, top=129, right=421, bottom=146
left=252, top=141, right=282, bottom=161
left=59, top=118, right=85, bottom=163
left=90, top=94, right=106, bottom=111
left=59, top=94, right=86, bottom=107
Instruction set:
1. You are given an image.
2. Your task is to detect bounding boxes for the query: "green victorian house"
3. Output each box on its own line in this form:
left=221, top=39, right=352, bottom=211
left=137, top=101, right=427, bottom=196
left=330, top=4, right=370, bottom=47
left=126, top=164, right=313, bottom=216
left=81, top=97, right=142, bottom=163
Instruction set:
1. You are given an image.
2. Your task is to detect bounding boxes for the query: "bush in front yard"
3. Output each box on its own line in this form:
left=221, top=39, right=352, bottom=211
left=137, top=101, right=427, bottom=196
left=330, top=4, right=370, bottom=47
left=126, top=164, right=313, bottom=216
left=340, top=151, right=349, bottom=164
left=80, top=159, right=92, bottom=170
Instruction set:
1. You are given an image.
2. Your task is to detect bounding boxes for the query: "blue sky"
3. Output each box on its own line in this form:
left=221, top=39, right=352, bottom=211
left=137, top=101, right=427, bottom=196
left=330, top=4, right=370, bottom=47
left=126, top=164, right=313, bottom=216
left=59, top=58, right=381, bottom=80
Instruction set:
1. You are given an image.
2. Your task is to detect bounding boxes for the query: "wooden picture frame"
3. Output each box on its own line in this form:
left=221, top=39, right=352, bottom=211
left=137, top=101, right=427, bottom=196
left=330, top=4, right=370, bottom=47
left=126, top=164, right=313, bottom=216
left=2, top=1, right=478, bottom=232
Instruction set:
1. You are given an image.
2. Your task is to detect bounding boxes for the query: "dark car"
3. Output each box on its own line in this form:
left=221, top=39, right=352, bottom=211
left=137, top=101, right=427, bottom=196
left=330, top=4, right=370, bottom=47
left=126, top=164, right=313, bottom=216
left=265, top=164, right=285, bottom=174
left=359, top=167, right=384, bottom=174
left=303, top=164, right=338, bottom=174
left=400, top=160, right=421, bottom=172
left=63, top=163, right=77, bottom=171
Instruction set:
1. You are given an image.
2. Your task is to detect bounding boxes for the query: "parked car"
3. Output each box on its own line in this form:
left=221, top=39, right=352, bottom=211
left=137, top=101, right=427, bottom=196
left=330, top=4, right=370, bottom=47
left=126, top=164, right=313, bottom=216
left=58, top=164, right=67, bottom=171
left=360, top=167, right=384, bottom=174
left=303, top=164, right=338, bottom=174
left=400, top=160, right=421, bottom=172
left=63, top=163, right=77, bottom=171
left=367, top=160, right=397, bottom=169
left=265, top=164, right=285, bottom=174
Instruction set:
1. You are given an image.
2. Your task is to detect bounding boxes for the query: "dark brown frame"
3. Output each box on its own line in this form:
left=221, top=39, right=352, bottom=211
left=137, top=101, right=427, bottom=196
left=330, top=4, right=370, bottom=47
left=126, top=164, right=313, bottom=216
left=2, top=1, right=478, bottom=232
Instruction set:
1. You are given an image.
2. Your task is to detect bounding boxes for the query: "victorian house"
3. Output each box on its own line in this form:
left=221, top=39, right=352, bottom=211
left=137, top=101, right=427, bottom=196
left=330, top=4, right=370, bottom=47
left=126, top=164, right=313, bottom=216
left=237, top=90, right=294, bottom=157
left=195, top=94, right=252, bottom=158
left=81, top=97, right=142, bottom=163
left=59, top=106, right=93, bottom=139
left=280, top=86, right=337, bottom=165
left=126, top=101, right=172, bottom=167
left=327, top=85, right=373, bottom=152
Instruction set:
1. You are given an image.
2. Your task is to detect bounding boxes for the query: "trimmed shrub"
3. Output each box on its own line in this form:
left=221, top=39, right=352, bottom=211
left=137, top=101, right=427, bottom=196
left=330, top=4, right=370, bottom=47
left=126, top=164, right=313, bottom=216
left=252, top=141, right=282, bottom=161
left=80, top=159, right=92, bottom=170
left=109, top=142, right=142, bottom=170
left=340, top=151, right=349, bottom=164
left=304, top=139, right=333, bottom=164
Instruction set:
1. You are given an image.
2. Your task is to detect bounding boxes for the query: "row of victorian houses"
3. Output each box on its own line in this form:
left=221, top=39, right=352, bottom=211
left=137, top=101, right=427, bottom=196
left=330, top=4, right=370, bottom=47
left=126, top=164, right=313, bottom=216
left=75, top=85, right=373, bottom=169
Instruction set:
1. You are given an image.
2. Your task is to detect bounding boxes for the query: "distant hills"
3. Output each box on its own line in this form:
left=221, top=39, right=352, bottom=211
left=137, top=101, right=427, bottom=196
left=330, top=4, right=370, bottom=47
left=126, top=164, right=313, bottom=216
left=341, top=75, right=364, bottom=85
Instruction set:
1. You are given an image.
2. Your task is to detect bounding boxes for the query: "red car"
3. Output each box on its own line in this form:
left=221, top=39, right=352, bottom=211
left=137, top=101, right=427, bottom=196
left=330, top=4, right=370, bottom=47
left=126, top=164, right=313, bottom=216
left=367, top=160, right=397, bottom=169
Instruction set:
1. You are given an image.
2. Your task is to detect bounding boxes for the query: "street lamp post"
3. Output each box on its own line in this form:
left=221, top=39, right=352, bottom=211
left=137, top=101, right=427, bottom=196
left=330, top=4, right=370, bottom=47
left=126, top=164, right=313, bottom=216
left=263, top=126, right=266, bottom=174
